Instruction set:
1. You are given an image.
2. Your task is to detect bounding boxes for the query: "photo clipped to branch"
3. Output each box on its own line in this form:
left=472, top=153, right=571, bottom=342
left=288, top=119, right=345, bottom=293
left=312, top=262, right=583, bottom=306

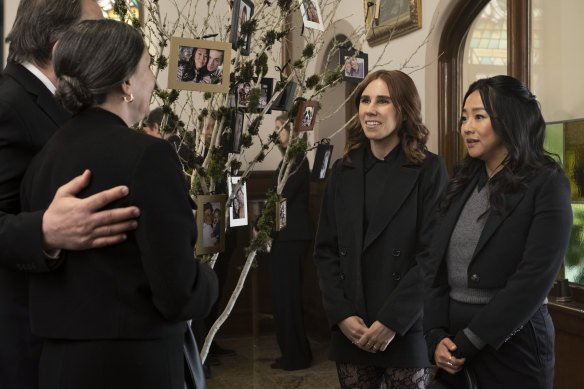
left=229, top=78, right=273, bottom=113
left=311, top=142, right=334, bottom=181
left=229, top=0, right=255, bottom=55
left=340, top=48, right=368, bottom=84
left=276, top=198, right=287, bottom=231
left=294, top=100, right=319, bottom=132
left=229, top=176, right=248, bottom=227
left=299, top=0, right=324, bottom=31
left=195, top=194, right=227, bottom=255
left=167, top=37, right=231, bottom=93
left=271, top=82, right=297, bottom=112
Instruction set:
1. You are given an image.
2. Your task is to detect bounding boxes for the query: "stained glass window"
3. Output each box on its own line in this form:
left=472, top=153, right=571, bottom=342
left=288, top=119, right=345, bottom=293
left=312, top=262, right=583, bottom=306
left=98, top=0, right=141, bottom=21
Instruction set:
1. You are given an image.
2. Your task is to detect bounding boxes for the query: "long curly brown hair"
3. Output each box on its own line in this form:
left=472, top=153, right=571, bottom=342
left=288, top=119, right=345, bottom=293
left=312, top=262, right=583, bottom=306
left=344, top=70, right=429, bottom=164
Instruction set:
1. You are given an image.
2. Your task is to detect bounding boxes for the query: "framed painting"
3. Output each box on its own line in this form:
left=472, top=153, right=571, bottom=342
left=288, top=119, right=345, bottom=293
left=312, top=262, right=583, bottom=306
left=294, top=100, right=319, bottom=132
left=364, top=0, right=422, bottom=46
left=167, top=37, right=231, bottom=93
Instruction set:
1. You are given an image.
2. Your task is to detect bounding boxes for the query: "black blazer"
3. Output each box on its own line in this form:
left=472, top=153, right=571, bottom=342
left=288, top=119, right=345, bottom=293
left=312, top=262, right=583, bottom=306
left=0, top=62, right=70, bottom=269
left=271, top=156, right=313, bottom=241
left=314, top=146, right=448, bottom=367
left=21, top=108, right=218, bottom=340
left=423, top=165, right=572, bottom=351
left=0, top=63, right=70, bottom=387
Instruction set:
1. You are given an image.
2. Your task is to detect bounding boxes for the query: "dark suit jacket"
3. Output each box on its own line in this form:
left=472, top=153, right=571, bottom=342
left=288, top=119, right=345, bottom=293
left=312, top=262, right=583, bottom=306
left=271, top=156, right=313, bottom=241
left=314, top=146, right=448, bottom=367
left=0, top=62, right=70, bottom=387
left=21, top=108, right=218, bottom=340
left=423, top=165, right=572, bottom=352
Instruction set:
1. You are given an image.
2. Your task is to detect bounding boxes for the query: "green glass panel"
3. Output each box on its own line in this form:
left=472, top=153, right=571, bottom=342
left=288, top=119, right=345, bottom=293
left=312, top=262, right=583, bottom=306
left=566, top=203, right=584, bottom=284
left=483, top=30, right=492, bottom=39
left=544, top=122, right=564, bottom=165
left=565, top=120, right=584, bottom=202
left=488, top=39, right=499, bottom=48
left=470, top=38, right=480, bottom=48
left=479, top=39, right=489, bottom=48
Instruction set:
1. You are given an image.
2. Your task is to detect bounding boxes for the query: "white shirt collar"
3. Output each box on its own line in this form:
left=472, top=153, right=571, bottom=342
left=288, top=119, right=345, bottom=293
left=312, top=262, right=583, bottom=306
left=22, top=62, right=56, bottom=94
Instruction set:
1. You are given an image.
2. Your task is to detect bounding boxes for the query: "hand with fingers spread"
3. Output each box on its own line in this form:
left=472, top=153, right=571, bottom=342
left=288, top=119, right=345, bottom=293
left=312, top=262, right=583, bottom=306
left=434, top=337, right=465, bottom=374
left=338, top=316, right=369, bottom=348
left=357, top=320, right=396, bottom=353
left=42, top=170, right=140, bottom=251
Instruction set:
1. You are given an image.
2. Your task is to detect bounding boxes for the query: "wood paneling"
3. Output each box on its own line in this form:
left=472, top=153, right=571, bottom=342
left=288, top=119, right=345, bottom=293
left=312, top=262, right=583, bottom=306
left=548, top=282, right=584, bottom=389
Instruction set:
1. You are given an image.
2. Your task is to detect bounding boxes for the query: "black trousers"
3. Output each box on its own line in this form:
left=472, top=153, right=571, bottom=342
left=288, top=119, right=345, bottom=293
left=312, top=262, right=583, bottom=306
left=269, top=239, right=313, bottom=368
left=39, top=333, right=185, bottom=389
left=440, top=301, right=554, bottom=389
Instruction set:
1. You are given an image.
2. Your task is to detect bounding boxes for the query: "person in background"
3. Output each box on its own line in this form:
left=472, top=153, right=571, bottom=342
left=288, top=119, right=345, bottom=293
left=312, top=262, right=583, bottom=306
left=267, top=114, right=314, bottom=370
left=144, top=107, right=195, bottom=171
left=0, top=1, right=140, bottom=387
left=20, top=19, right=217, bottom=389
left=424, top=75, right=573, bottom=389
left=313, top=70, right=448, bottom=388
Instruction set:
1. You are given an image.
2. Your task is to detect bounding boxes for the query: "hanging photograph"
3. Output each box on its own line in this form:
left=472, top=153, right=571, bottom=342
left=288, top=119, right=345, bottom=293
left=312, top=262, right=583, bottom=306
left=340, top=49, right=368, bottom=84
left=311, top=142, right=334, bottom=181
left=167, top=37, right=231, bottom=93
left=229, top=78, right=273, bottom=113
left=294, top=100, right=319, bottom=132
left=229, top=0, right=254, bottom=55
left=271, top=82, right=297, bottom=112
left=195, top=194, right=227, bottom=255
left=276, top=198, right=287, bottom=231
left=228, top=176, right=249, bottom=227
left=230, top=110, right=245, bottom=153
left=298, top=0, right=324, bottom=31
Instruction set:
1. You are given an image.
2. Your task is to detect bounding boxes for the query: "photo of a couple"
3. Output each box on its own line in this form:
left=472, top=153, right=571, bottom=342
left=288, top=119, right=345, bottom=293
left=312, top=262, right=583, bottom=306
left=176, top=46, right=224, bottom=84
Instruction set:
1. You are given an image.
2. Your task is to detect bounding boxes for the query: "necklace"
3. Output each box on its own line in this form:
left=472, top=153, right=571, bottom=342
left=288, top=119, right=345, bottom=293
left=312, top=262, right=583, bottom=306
left=486, top=160, right=505, bottom=179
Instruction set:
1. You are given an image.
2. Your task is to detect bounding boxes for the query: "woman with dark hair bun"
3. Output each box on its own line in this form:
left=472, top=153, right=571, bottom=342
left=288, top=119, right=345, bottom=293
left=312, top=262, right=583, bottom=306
left=20, top=19, right=217, bottom=389
left=314, top=70, right=448, bottom=388
left=424, top=75, right=573, bottom=389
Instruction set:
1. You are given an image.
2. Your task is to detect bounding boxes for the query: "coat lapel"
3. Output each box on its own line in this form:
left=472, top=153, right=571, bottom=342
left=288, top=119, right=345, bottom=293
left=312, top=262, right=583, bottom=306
left=431, top=173, right=482, bottom=265
left=362, top=152, right=420, bottom=251
left=339, top=149, right=365, bottom=255
left=471, top=189, right=525, bottom=260
left=4, top=62, right=70, bottom=127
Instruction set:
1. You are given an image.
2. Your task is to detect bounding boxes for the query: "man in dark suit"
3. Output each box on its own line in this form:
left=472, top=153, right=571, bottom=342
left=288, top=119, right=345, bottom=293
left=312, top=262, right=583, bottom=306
left=0, top=1, right=140, bottom=387
left=268, top=116, right=314, bottom=370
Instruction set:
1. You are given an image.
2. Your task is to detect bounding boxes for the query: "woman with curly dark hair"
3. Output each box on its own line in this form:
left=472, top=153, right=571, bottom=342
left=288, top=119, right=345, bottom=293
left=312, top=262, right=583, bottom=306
left=423, top=75, right=572, bottom=389
left=314, top=70, right=448, bottom=388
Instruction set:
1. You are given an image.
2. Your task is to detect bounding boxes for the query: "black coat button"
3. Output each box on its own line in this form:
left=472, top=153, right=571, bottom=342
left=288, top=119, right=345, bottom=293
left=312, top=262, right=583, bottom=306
left=340, top=272, right=345, bottom=280
left=392, top=249, right=401, bottom=257
left=339, top=248, right=347, bottom=256
left=392, top=272, right=401, bottom=281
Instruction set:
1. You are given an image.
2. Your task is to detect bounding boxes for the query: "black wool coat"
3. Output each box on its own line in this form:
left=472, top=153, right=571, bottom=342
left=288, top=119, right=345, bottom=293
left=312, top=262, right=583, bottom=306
left=423, top=165, right=573, bottom=352
left=21, top=108, right=218, bottom=341
left=314, top=145, right=448, bottom=367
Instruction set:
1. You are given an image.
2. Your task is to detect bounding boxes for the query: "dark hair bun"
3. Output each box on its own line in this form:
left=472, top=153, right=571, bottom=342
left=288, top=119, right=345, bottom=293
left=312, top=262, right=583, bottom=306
left=56, top=74, right=95, bottom=113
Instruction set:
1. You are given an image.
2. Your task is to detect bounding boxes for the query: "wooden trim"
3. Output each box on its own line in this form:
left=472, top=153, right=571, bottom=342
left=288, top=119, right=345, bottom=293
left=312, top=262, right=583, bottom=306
left=437, top=0, right=489, bottom=175
left=508, top=0, right=531, bottom=86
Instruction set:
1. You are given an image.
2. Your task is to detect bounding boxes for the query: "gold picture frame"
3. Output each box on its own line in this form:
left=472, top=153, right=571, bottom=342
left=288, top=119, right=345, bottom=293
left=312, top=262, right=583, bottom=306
left=167, top=37, right=231, bottom=93
left=364, top=0, right=422, bottom=46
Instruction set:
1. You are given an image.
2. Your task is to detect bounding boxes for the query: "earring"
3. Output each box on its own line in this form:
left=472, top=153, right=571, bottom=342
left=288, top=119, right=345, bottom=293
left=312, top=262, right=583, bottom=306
left=123, top=93, right=134, bottom=103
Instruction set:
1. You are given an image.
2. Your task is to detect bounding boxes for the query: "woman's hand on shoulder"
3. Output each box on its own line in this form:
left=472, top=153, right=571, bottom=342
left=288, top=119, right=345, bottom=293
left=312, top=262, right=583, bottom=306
left=358, top=320, right=396, bottom=353
left=434, top=337, right=466, bottom=374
